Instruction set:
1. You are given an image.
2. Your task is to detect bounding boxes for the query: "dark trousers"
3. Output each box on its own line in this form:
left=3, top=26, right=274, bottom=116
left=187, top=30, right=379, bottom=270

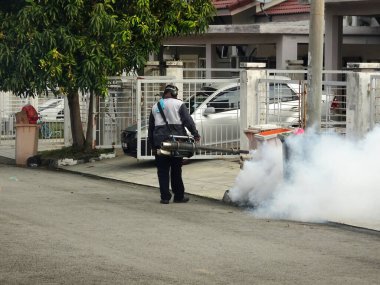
left=155, top=155, right=185, bottom=201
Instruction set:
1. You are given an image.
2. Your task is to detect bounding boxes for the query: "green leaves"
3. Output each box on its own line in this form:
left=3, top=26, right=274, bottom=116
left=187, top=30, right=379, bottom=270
left=0, top=0, right=215, bottom=97
left=17, top=48, right=33, bottom=76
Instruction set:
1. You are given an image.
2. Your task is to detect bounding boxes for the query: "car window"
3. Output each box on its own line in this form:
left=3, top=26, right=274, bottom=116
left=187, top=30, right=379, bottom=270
left=186, top=91, right=211, bottom=114
left=206, top=87, right=240, bottom=113
left=38, top=100, right=63, bottom=112
left=269, top=83, right=298, bottom=103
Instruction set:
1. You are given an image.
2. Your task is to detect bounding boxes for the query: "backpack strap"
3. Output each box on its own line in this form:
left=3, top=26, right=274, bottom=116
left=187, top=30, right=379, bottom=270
left=157, top=99, right=173, bottom=134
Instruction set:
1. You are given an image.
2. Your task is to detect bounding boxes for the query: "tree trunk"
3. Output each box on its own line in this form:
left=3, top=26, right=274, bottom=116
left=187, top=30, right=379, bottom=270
left=85, top=91, right=94, bottom=151
left=67, top=90, right=85, bottom=150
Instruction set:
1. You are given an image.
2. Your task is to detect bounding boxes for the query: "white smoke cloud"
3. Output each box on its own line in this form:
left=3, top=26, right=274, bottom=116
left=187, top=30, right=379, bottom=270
left=229, top=127, right=380, bottom=225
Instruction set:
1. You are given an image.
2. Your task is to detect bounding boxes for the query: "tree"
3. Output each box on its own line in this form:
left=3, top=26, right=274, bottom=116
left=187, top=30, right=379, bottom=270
left=0, top=0, right=215, bottom=150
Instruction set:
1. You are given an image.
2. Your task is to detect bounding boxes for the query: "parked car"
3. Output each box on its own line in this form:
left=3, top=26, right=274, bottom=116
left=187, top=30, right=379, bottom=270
left=189, top=80, right=304, bottom=147
left=38, top=99, right=64, bottom=122
left=121, top=77, right=333, bottom=157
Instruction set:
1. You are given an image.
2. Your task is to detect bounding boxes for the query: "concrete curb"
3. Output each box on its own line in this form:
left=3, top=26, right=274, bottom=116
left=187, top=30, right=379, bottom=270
left=55, top=165, right=228, bottom=205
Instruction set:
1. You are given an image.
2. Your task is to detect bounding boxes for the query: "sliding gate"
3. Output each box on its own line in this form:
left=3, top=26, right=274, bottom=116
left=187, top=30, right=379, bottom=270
left=97, top=71, right=349, bottom=160
left=136, top=77, right=241, bottom=160
left=96, top=76, right=241, bottom=160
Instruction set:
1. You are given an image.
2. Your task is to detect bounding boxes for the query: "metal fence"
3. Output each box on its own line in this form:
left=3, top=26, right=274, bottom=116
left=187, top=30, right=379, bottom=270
left=0, top=68, right=363, bottom=160
left=135, top=77, right=241, bottom=159
left=96, top=77, right=138, bottom=148
left=183, top=68, right=242, bottom=79
left=97, top=69, right=352, bottom=160
left=0, top=91, right=65, bottom=146
left=0, top=91, right=29, bottom=141
left=256, top=70, right=348, bottom=134
left=0, top=90, right=95, bottom=160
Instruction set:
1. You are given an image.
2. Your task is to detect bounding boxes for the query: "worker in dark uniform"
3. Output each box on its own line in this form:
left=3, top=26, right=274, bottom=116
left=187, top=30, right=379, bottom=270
left=148, top=84, right=200, bottom=204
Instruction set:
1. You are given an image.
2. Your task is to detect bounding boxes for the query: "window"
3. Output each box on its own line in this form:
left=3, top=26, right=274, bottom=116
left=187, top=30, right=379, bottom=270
left=187, top=92, right=211, bottom=114
left=185, top=86, right=216, bottom=114
left=269, top=83, right=298, bottom=103
left=207, top=87, right=240, bottom=113
left=38, top=99, right=63, bottom=112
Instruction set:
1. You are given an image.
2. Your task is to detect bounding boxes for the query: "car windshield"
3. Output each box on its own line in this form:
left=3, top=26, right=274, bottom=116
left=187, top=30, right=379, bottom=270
left=268, top=83, right=298, bottom=103
left=184, top=87, right=216, bottom=114
left=38, top=100, right=63, bottom=112
left=206, top=87, right=240, bottom=113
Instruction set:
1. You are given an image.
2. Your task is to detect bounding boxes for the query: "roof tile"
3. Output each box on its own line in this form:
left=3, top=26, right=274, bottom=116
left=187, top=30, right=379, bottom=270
left=257, top=0, right=310, bottom=15
left=212, top=0, right=310, bottom=15
left=213, top=0, right=253, bottom=11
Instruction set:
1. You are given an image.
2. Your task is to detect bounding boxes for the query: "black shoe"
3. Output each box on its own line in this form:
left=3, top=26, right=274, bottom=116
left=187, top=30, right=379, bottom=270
left=173, top=197, right=189, bottom=203
left=160, top=199, right=170, bottom=204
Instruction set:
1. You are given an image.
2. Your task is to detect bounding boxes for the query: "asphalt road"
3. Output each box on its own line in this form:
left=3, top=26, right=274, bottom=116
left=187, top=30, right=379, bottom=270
left=0, top=164, right=379, bottom=285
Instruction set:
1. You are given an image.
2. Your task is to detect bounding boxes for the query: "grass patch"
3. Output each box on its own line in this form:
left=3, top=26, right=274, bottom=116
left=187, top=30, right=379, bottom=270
left=38, top=146, right=114, bottom=161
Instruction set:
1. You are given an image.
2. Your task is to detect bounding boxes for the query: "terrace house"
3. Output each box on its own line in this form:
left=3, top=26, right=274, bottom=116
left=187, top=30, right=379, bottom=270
left=156, top=0, right=380, bottom=73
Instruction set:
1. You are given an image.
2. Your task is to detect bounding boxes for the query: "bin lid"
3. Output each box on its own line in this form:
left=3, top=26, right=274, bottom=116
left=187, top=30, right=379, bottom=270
left=245, top=124, right=281, bottom=134
left=254, top=128, right=293, bottom=141
left=247, top=124, right=281, bottom=132
left=256, top=128, right=292, bottom=136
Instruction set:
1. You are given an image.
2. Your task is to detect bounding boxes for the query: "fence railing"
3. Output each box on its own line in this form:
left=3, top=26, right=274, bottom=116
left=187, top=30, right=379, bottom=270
left=2, top=68, right=377, bottom=160
left=257, top=70, right=349, bottom=134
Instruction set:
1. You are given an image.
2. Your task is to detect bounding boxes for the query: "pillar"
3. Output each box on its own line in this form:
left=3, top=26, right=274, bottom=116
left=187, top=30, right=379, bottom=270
left=346, top=63, right=380, bottom=139
left=144, top=61, right=160, bottom=76
left=165, top=61, right=184, bottom=100
left=325, top=13, right=343, bottom=72
left=276, top=35, right=298, bottom=69
left=205, top=43, right=212, bottom=79
left=240, top=62, right=266, bottom=150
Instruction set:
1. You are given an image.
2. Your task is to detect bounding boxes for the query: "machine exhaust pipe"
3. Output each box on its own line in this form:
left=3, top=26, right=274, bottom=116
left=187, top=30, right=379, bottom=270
left=159, top=139, right=249, bottom=157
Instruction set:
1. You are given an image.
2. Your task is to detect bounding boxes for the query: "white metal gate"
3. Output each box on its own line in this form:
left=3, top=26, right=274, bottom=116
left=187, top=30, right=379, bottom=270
left=97, top=72, right=242, bottom=160
left=0, top=91, right=29, bottom=142
left=136, top=77, right=241, bottom=160
left=256, top=70, right=348, bottom=134
left=96, top=77, right=138, bottom=148
left=0, top=91, right=65, bottom=158
left=96, top=69, right=353, bottom=161
left=96, top=76, right=175, bottom=149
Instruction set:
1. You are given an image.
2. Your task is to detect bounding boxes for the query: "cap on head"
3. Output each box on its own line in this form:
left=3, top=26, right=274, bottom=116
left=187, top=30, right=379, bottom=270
left=164, top=85, right=178, bottom=97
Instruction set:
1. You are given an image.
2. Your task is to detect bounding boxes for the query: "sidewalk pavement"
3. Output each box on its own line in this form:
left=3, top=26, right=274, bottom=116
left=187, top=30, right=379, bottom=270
left=1, top=144, right=379, bottom=232
left=59, top=155, right=240, bottom=201
left=0, top=140, right=239, bottom=201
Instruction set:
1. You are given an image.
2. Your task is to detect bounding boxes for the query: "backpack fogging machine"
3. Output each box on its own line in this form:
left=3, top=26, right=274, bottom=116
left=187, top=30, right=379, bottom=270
left=157, top=135, right=250, bottom=158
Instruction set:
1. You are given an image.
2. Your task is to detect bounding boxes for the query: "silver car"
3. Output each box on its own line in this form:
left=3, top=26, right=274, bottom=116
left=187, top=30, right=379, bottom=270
left=190, top=77, right=321, bottom=147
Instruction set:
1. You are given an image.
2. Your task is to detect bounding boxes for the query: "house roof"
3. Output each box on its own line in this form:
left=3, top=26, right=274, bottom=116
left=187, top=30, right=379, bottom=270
left=213, top=0, right=310, bottom=15
left=257, top=0, right=310, bottom=15
left=212, top=0, right=253, bottom=11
